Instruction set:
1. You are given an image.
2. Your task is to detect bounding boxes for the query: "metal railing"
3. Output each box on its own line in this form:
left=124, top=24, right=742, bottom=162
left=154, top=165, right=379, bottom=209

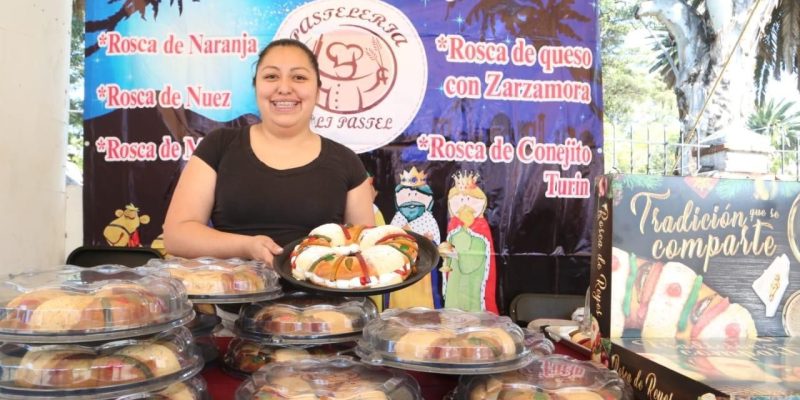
left=604, top=123, right=708, bottom=175
left=771, top=137, right=800, bottom=179
left=604, top=123, right=800, bottom=179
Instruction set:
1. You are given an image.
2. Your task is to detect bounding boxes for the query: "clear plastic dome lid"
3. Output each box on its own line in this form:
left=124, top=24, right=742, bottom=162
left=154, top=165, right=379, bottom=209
left=234, top=357, right=421, bottom=400
left=115, top=376, right=209, bottom=400
left=0, top=265, right=193, bottom=342
left=235, top=292, right=377, bottom=345
left=356, top=308, right=554, bottom=374
left=454, top=355, right=632, bottom=400
left=0, top=326, right=203, bottom=399
left=223, top=337, right=356, bottom=376
left=142, top=257, right=282, bottom=303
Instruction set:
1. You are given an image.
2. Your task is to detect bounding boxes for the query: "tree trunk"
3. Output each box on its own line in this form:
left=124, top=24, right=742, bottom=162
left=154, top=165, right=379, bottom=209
left=637, top=0, right=779, bottom=174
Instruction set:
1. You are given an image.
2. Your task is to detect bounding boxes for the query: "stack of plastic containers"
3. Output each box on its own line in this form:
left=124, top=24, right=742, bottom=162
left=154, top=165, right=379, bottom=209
left=224, top=292, right=369, bottom=377
left=116, top=376, right=208, bottom=400
left=229, top=224, right=429, bottom=399
left=0, top=264, right=206, bottom=399
left=356, top=307, right=554, bottom=375
left=229, top=223, right=625, bottom=400
left=142, top=257, right=283, bottom=363
left=355, top=310, right=635, bottom=400
left=144, top=257, right=282, bottom=305
left=235, top=356, right=421, bottom=400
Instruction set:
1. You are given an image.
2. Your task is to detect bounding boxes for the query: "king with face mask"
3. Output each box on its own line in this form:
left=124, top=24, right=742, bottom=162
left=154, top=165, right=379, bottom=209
left=387, top=167, right=442, bottom=309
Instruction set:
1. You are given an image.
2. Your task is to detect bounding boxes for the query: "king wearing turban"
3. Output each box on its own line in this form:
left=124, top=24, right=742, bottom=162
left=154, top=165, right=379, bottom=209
left=387, top=167, right=442, bottom=309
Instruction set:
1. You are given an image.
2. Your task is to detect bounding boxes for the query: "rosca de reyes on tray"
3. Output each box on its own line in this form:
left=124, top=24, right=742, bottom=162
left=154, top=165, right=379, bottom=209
left=149, top=257, right=273, bottom=295
left=235, top=293, right=377, bottom=343
left=0, top=266, right=191, bottom=336
left=236, top=357, right=421, bottom=400
left=0, top=327, right=201, bottom=392
left=290, top=223, right=419, bottom=289
left=356, top=308, right=554, bottom=374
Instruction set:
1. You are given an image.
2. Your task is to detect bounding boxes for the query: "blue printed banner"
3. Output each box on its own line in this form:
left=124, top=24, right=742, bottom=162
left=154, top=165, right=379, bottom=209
left=84, top=0, right=603, bottom=312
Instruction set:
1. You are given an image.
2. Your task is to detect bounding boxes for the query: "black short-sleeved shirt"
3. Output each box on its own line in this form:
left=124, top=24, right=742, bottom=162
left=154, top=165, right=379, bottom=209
left=192, top=126, right=367, bottom=247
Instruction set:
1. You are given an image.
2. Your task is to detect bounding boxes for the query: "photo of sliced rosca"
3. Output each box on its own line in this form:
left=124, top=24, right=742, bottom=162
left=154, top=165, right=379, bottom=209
left=611, top=247, right=757, bottom=339
left=609, top=247, right=630, bottom=337
left=692, top=303, right=757, bottom=339
left=641, top=262, right=698, bottom=337
left=674, top=279, right=730, bottom=340
left=613, top=249, right=665, bottom=332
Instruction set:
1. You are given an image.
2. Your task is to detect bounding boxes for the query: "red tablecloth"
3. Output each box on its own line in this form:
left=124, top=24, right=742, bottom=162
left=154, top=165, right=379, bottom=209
left=201, top=337, right=588, bottom=400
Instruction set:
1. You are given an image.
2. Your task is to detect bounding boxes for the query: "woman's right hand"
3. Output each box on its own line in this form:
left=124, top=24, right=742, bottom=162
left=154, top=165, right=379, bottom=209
left=248, top=235, right=284, bottom=267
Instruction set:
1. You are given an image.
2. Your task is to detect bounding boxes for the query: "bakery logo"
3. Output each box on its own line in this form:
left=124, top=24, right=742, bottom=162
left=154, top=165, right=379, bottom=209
left=538, top=360, right=587, bottom=380
left=275, top=0, right=427, bottom=153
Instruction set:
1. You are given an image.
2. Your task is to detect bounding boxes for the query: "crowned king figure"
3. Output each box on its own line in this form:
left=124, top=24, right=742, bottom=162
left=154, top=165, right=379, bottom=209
left=442, top=171, right=498, bottom=313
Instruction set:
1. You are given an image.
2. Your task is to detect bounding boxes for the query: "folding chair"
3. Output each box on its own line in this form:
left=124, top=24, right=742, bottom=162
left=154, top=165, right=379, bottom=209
left=66, top=246, right=163, bottom=268
left=509, top=293, right=585, bottom=325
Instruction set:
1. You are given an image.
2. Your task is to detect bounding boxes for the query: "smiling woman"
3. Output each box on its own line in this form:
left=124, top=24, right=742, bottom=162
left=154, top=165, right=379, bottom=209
left=163, top=39, right=376, bottom=267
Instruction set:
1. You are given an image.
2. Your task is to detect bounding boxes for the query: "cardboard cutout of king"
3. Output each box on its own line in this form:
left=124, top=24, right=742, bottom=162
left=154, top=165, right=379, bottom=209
left=442, top=171, right=499, bottom=314
left=387, top=167, right=443, bottom=309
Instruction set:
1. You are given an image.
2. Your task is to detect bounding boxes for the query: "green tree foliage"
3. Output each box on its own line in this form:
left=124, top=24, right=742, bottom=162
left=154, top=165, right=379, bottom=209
left=69, top=0, right=85, bottom=171
left=600, top=0, right=680, bottom=174
left=748, top=99, right=800, bottom=175
left=748, top=99, right=800, bottom=144
left=600, top=0, right=677, bottom=125
left=755, top=1, right=800, bottom=105
left=642, top=1, right=799, bottom=108
left=747, top=100, right=800, bottom=174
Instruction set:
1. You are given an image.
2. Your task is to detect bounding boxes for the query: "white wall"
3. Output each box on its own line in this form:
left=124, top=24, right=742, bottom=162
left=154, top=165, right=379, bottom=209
left=0, top=2, right=72, bottom=274
left=65, top=183, right=83, bottom=260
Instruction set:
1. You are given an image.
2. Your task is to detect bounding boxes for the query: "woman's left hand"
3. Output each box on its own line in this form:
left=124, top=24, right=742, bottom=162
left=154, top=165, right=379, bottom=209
left=248, top=235, right=284, bottom=267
